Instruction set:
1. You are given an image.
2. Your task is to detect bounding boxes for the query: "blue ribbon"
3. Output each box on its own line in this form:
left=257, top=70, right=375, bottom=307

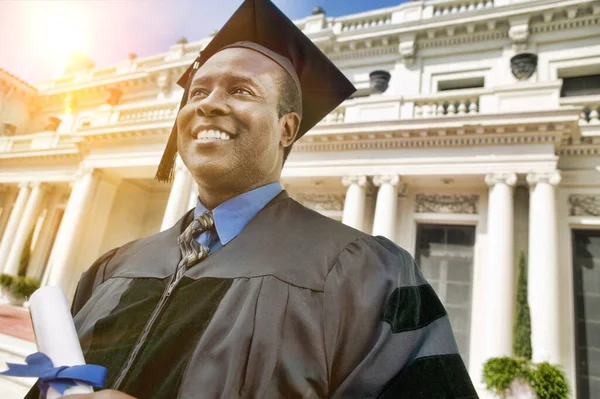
left=0, top=352, right=107, bottom=396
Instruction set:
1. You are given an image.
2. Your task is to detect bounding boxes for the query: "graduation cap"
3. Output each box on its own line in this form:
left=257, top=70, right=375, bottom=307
left=156, top=0, right=356, bottom=181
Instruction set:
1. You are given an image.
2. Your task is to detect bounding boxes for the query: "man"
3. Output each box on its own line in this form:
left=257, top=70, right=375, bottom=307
left=28, top=0, right=478, bottom=398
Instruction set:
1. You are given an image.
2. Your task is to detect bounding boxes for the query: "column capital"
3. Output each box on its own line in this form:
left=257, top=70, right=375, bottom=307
left=526, top=171, right=561, bottom=187
left=485, top=172, right=517, bottom=187
left=75, top=165, right=95, bottom=180
left=373, top=174, right=400, bottom=187
left=18, top=181, right=31, bottom=189
left=342, top=175, right=367, bottom=188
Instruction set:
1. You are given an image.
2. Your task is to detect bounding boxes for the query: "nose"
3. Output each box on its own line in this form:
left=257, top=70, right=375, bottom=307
left=196, top=90, right=230, bottom=117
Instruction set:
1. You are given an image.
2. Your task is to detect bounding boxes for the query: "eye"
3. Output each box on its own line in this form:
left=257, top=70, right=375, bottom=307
left=190, top=88, right=208, bottom=99
left=232, top=87, right=253, bottom=96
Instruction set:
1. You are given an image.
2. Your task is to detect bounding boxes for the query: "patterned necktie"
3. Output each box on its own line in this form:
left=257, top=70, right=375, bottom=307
left=178, top=211, right=214, bottom=268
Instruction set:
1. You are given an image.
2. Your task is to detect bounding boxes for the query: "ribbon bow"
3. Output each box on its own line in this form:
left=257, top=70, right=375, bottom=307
left=0, top=352, right=107, bottom=396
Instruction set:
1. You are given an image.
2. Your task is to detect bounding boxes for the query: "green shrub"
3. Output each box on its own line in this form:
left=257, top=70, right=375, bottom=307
left=10, top=276, right=40, bottom=300
left=514, top=251, right=532, bottom=360
left=529, top=362, right=569, bottom=399
left=483, top=357, right=531, bottom=395
left=0, top=274, right=14, bottom=288
left=483, top=357, right=569, bottom=398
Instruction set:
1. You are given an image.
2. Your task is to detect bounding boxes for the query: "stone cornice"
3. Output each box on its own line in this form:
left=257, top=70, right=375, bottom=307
left=0, top=148, right=81, bottom=163
left=296, top=131, right=559, bottom=153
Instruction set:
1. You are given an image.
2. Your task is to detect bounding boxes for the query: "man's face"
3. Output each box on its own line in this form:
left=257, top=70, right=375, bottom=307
left=176, top=47, right=285, bottom=189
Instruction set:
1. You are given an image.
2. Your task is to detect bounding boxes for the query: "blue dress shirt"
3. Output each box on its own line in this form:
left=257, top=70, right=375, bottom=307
left=193, top=181, right=282, bottom=254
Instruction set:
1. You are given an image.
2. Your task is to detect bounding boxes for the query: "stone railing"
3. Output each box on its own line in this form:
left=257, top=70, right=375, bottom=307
left=0, top=132, right=74, bottom=153
left=412, top=93, right=480, bottom=118
left=116, top=102, right=179, bottom=124
left=560, top=96, right=600, bottom=126
left=318, top=107, right=347, bottom=125
left=431, top=0, right=494, bottom=17
left=339, top=12, right=393, bottom=32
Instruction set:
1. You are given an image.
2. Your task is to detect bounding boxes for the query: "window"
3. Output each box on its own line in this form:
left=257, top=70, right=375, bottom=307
left=572, top=229, right=600, bottom=399
left=561, top=74, right=600, bottom=97
left=438, top=77, right=484, bottom=92
left=415, top=224, right=476, bottom=364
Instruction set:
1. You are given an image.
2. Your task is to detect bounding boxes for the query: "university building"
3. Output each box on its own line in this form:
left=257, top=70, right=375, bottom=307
left=0, top=0, right=599, bottom=397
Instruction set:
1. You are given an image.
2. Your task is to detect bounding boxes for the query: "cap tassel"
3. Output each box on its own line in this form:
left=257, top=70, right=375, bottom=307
left=155, top=57, right=201, bottom=182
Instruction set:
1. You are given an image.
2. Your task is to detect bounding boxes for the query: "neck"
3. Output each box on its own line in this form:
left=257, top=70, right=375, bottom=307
left=195, top=179, right=279, bottom=210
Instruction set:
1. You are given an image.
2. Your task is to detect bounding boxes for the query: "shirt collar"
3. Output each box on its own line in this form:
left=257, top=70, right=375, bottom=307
left=193, top=181, right=282, bottom=245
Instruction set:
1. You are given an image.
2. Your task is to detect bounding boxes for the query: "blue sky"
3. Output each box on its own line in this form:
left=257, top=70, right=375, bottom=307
left=0, top=0, right=406, bottom=85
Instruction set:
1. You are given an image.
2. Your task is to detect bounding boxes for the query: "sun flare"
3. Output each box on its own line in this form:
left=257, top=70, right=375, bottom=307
left=25, top=1, right=91, bottom=77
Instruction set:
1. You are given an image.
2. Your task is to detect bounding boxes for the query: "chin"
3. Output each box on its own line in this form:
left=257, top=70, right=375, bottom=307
left=190, top=159, right=234, bottom=182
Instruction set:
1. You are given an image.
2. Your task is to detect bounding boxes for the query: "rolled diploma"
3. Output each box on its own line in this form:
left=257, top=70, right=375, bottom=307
left=29, top=286, right=94, bottom=398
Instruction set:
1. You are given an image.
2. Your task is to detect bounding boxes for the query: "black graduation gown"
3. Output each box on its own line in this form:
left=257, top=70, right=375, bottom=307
left=26, top=191, right=477, bottom=398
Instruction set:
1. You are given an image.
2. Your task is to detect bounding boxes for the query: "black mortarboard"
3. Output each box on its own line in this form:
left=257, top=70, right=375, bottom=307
left=155, top=0, right=356, bottom=181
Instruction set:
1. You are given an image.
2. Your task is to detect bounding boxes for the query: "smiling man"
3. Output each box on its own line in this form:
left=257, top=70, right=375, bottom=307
left=26, top=0, right=478, bottom=398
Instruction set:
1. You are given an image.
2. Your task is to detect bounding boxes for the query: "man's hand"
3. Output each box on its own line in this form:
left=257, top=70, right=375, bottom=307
left=61, top=390, right=136, bottom=399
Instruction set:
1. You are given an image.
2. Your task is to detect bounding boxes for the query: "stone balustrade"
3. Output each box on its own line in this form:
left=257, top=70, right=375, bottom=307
left=339, top=12, right=392, bottom=32
left=413, top=96, right=480, bottom=118
left=560, top=96, right=600, bottom=126
left=578, top=105, right=600, bottom=125
left=117, top=103, right=179, bottom=124
left=432, top=0, right=494, bottom=16
left=318, top=107, right=347, bottom=125
left=0, top=133, right=73, bottom=153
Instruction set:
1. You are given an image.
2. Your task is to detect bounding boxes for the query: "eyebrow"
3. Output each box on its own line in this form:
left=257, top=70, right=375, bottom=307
left=190, top=73, right=264, bottom=91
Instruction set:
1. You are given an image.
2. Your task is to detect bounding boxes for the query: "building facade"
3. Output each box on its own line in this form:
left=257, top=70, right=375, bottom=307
left=1, top=0, right=599, bottom=397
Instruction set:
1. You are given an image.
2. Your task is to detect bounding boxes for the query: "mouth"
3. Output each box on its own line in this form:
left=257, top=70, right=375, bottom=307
left=192, top=126, right=232, bottom=142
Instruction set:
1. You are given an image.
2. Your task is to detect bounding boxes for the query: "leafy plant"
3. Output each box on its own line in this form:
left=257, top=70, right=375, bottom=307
left=482, top=250, right=569, bottom=398
left=483, top=357, right=532, bottom=396
left=0, top=273, right=14, bottom=288
left=483, top=357, right=569, bottom=398
left=529, top=362, right=570, bottom=399
left=514, top=251, right=532, bottom=360
left=10, top=276, right=40, bottom=300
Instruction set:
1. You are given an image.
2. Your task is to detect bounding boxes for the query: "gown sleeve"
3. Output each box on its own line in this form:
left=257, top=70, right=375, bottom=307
left=324, top=236, right=478, bottom=398
left=23, top=247, right=120, bottom=399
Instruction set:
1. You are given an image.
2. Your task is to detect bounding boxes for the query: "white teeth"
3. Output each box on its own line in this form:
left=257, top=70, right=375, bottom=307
left=196, top=130, right=231, bottom=140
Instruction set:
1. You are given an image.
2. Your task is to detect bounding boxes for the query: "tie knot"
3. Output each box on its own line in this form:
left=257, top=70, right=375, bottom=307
left=190, top=212, right=214, bottom=236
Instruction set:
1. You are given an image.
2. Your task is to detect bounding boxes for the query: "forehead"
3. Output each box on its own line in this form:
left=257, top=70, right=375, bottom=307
left=193, top=47, right=283, bottom=83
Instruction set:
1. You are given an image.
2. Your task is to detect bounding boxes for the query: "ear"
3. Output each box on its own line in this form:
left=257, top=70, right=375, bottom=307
left=279, top=112, right=301, bottom=149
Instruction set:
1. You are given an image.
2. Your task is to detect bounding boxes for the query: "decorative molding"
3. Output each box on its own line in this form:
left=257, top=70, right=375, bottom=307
left=558, top=145, right=600, bottom=156
left=485, top=172, right=517, bottom=187
left=569, top=195, right=600, bottom=217
left=417, top=30, right=507, bottom=50
left=295, top=132, right=558, bottom=153
left=526, top=171, right=562, bottom=186
left=509, top=16, right=530, bottom=52
left=398, top=33, right=416, bottom=65
left=296, top=192, right=345, bottom=211
left=530, top=14, right=599, bottom=34
left=415, top=193, right=479, bottom=214
left=327, top=44, right=398, bottom=62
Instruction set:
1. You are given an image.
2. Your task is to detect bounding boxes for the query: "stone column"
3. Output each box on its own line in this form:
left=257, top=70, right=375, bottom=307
left=342, top=175, right=367, bottom=231
left=483, top=172, right=517, bottom=359
left=0, top=183, right=31, bottom=271
left=45, top=169, right=98, bottom=289
left=527, top=171, right=562, bottom=364
left=372, top=175, right=401, bottom=240
left=4, top=183, right=45, bottom=275
left=187, top=179, right=199, bottom=211
left=0, top=186, right=17, bottom=239
left=161, top=159, right=192, bottom=231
